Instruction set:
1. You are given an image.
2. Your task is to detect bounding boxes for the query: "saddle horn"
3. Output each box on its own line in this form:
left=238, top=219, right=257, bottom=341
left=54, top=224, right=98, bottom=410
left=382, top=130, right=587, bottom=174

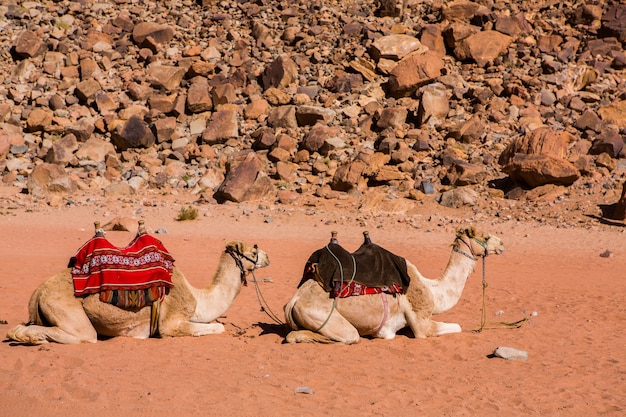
left=330, top=231, right=339, bottom=244
left=137, top=220, right=147, bottom=236
left=363, top=231, right=371, bottom=245
left=94, top=221, right=105, bottom=237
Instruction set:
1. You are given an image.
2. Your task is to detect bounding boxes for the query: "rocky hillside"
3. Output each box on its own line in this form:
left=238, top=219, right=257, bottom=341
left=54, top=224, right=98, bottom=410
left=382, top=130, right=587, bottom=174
left=1, top=0, right=625, bottom=223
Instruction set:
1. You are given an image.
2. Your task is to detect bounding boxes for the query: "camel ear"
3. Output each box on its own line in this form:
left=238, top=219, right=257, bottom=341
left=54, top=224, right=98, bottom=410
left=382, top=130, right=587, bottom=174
left=225, top=241, right=243, bottom=253
left=466, top=226, right=476, bottom=238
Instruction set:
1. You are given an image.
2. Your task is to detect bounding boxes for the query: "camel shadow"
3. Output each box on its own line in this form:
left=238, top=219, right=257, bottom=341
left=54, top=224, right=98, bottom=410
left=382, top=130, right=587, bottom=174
left=586, top=210, right=626, bottom=228
left=254, top=322, right=291, bottom=339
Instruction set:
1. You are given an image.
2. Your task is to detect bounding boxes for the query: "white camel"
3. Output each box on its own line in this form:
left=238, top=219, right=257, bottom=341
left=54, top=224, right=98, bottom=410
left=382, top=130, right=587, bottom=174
left=7, top=241, right=270, bottom=345
left=284, top=226, right=504, bottom=344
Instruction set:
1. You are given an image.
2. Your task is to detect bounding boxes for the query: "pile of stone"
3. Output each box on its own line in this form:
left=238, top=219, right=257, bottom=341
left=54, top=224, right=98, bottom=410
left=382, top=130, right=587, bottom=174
left=0, top=0, right=625, bottom=217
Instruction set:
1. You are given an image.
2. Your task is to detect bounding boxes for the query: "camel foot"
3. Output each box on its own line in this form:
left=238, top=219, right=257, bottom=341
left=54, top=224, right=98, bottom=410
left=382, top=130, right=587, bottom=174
left=285, top=330, right=336, bottom=344
left=7, top=325, right=49, bottom=345
left=434, top=321, right=462, bottom=336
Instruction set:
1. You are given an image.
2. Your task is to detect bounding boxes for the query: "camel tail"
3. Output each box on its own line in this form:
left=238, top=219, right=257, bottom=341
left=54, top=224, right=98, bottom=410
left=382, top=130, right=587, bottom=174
left=27, top=286, right=45, bottom=326
left=283, top=296, right=301, bottom=331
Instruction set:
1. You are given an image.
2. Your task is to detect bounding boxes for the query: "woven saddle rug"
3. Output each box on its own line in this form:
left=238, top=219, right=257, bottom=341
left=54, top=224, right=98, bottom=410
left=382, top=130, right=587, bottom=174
left=69, top=233, right=175, bottom=309
left=299, top=240, right=410, bottom=298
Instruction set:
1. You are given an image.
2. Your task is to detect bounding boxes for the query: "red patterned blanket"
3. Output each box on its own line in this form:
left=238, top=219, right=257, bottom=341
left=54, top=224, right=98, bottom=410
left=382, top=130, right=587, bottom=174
left=332, top=281, right=403, bottom=298
left=70, top=233, right=175, bottom=301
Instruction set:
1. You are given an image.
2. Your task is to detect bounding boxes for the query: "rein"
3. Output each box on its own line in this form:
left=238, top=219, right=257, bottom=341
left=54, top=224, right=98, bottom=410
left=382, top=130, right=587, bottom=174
left=466, top=237, right=529, bottom=332
left=226, top=245, right=260, bottom=286
left=226, top=245, right=285, bottom=325
left=313, top=244, right=357, bottom=332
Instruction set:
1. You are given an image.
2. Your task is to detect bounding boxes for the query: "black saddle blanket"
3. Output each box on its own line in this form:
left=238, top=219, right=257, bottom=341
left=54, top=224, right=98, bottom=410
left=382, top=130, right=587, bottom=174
left=299, top=241, right=411, bottom=293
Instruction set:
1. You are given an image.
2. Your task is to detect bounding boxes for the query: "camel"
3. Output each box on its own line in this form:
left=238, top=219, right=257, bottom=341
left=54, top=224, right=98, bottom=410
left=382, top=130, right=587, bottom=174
left=7, top=240, right=270, bottom=345
left=284, top=226, right=504, bottom=344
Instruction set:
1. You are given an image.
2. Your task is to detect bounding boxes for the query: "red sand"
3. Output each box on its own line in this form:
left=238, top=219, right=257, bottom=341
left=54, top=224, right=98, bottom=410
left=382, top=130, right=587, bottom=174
left=1, top=194, right=625, bottom=416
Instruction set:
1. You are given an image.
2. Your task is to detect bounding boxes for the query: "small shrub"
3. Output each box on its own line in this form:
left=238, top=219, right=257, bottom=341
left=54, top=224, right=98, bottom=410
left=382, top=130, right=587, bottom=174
left=176, top=206, right=198, bottom=221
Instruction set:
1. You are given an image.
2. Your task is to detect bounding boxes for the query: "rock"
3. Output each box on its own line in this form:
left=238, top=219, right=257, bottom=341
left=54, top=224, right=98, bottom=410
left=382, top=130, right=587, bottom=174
left=453, top=30, right=513, bottom=66
left=148, top=93, right=178, bottom=114
left=370, top=34, right=428, bottom=61
left=597, top=100, right=626, bottom=129
left=302, top=124, right=340, bottom=155
left=387, top=51, right=445, bottom=97
left=267, top=105, right=298, bottom=129
left=502, top=154, right=580, bottom=188
left=331, top=160, right=367, bottom=192
left=201, top=107, right=239, bottom=145
left=438, top=187, right=478, bottom=208
left=28, top=163, right=77, bottom=197
left=45, top=134, right=78, bottom=165
left=442, top=1, right=485, bottom=21
left=25, top=108, right=53, bottom=132
left=74, top=79, right=102, bottom=102
left=420, top=25, right=446, bottom=57
left=376, top=106, right=408, bottom=130
left=132, top=22, right=175, bottom=46
left=499, top=127, right=574, bottom=165
left=589, top=130, right=623, bottom=158
left=187, top=78, right=213, bottom=113
left=418, top=83, right=450, bottom=126
left=146, top=64, right=186, bottom=92
left=212, top=83, right=237, bottom=107
left=13, top=31, right=46, bottom=58
left=492, top=346, right=528, bottom=361
left=215, top=152, right=274, bottom=203
left=611, top=181, right=626, bottom=220
left=153, top=117, right=177, bottom=143
left=112, top=115, right=156, bottom=150
left=599, top=5, right=626, bottom=43
left=75, top=138, right=117, bottom=165
left=261, top=55, right=298, bottom=90
left=296, top=105, right=336, bottom=126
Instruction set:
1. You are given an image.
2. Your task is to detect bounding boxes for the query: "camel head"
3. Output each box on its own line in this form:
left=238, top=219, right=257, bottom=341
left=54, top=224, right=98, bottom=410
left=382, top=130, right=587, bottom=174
left=454, top=226, right=504, bottom=258
left=225, top=241, right=270, bottom=271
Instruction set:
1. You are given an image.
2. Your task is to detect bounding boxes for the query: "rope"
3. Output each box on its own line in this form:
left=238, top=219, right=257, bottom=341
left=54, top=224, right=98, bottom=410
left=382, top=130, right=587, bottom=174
left=250, top=270, right=284, bottom=325
left=313, top=245, right=356, bottom=333
left=473, top=256, right=529, bottom=332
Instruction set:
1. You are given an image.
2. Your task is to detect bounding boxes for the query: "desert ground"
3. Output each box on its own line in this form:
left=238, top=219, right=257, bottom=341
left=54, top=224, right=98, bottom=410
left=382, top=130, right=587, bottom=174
left=1, top=186, right=625, bottom=417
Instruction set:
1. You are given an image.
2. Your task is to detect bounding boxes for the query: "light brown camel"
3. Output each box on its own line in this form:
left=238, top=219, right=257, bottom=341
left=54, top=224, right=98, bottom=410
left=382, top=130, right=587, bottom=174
left=284, top=226, right=504, bottom=344
left=7, top=241, right=269, bottom=345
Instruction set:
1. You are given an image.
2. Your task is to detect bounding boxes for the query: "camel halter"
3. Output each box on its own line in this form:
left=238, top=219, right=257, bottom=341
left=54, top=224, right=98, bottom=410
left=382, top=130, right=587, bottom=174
left=224, top=244, right=284, bottom=325
left=226, top=244, right=261, bottom=287
left=457, top=235, right=529, bottom=332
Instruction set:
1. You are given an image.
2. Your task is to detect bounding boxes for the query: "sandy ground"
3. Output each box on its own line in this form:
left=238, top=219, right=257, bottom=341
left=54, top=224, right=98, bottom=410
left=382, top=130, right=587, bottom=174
left=1, top=188, right=625, bottom=417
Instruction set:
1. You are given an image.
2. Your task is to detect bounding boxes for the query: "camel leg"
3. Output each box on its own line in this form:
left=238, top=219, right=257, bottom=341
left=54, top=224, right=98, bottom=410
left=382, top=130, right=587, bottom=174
left=7, top=324, right=94, bottom=345
left=289, top=303, right=360, bottom=344
left=432, top=321, right=462, bottom=336
left=158, top=319, right=225, bottom=337
left=7, top=296, right=98, bottom=345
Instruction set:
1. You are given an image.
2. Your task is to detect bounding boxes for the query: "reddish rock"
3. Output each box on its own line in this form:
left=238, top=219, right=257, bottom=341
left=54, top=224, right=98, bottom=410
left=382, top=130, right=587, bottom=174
left=13, top=31, right=46, bottom=58
left=112, top=115, right=156, bottom=150
left=132, top=22, right=175, bottom=46
left=215, top=152, right=274, bottom=203
left=612, top=181, right=626, bottom=220
left=499, top=127, right=575, bottom=165
left=387, top=51, right=444, bottom=97
left=331, top=160, right=367, bottom=191
left=45, top=134, right=78, bottom=165
left=502, top=154, right=580, bottom=188
left=201, top=108, right=239, bottom=145
left=454, top=30, right=513, bottom=66
left=261, top=55, right=298, bottom=90
left=27, top=163, right=77, bottom=197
